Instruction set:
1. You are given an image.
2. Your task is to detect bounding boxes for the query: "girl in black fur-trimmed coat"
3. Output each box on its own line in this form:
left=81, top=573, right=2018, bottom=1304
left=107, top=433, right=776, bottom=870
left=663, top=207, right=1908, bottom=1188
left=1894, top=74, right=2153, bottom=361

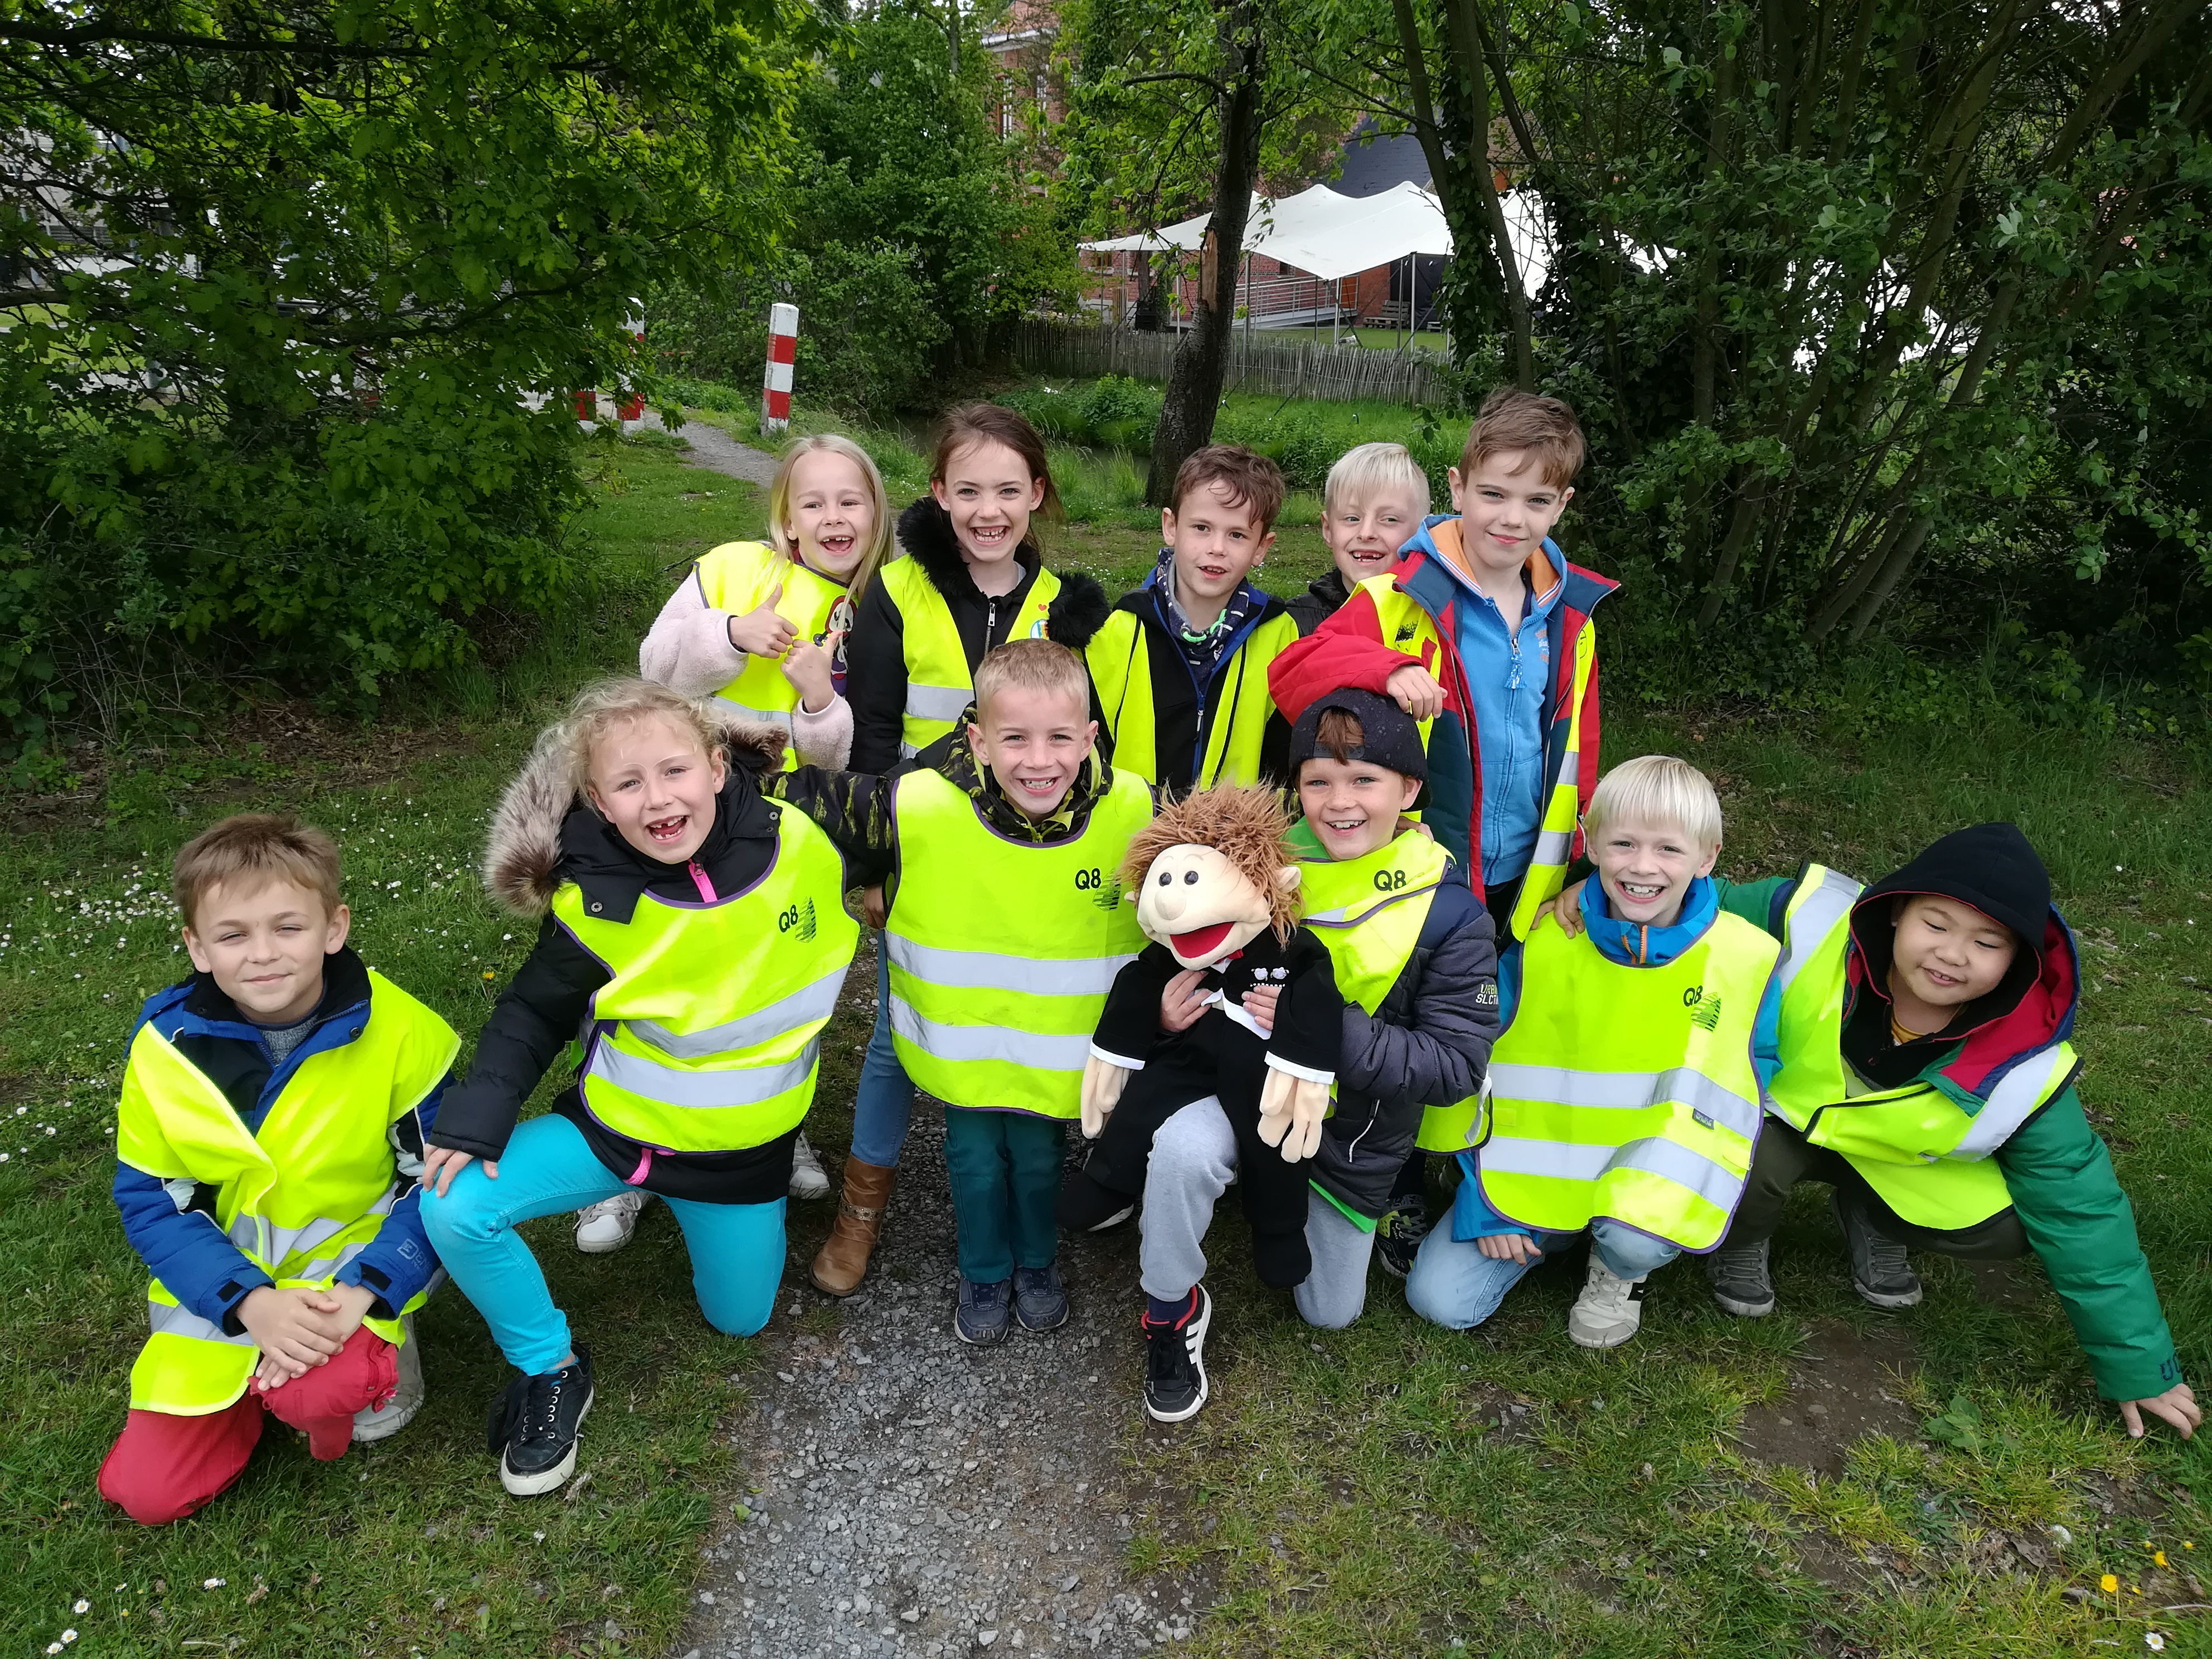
left=816, top=403, right=1108, bottom=1299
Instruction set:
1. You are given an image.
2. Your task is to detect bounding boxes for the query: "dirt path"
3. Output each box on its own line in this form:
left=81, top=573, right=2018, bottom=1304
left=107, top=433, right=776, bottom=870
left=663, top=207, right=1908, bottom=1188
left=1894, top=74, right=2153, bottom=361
left=571, top=394, right=781, bottom=487
left=678, top=939, right=1208, bottom=1659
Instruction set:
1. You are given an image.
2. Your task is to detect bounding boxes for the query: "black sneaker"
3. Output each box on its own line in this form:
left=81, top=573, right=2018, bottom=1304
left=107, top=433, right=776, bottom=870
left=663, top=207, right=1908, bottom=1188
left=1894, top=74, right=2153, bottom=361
left=954, top=1276, right=1012, bottom=1346
left=487, top=1346, right=594, bottom=1497
left=1013, top=1264, right=1069, bottom=1333
left=1706, top=1240, right=1777, bottom=1317
left=1374, top=1194, right=1431, bottom=1279
left=1833, top=1191, right=1922, bottom=1309
left=1141, top=1287, right=1211, bottom=1424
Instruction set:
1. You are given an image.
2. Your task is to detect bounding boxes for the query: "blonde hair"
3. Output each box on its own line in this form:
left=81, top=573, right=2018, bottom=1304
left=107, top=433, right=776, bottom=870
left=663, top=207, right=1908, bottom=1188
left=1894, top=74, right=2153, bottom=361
left=973, top=638, right=1090, bottom=723
left=174, top=813, right=342, bottom=928
left=1584, top=755, right=1723, bottom=851
left=561, top=677, right=719, bottom=795
left=1323, top=442, right=1431, bottom=517
left=767, top=434, right=895, bottom=603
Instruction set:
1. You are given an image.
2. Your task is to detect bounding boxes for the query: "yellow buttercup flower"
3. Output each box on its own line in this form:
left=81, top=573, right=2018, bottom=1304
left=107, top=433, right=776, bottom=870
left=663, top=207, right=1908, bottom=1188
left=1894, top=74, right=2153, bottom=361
left=2102, top=1574, right=2120, bottom=1593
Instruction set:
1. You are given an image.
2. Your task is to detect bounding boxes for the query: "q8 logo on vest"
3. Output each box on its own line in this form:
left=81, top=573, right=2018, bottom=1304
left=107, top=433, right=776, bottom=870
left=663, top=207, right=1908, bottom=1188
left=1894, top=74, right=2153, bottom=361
left=1372, top=867, right=1410, bottom=892
left=778, top=898, right=818, bottom=941
left=1075, top=867, right=1123, bottom=911
left=1682, top=984, right=1723, bottom=1032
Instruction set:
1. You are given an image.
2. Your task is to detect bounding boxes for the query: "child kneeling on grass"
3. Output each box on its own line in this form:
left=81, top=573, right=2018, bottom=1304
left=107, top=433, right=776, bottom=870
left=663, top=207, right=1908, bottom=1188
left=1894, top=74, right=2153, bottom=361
left=421, top=679, right=869, bottom=1497
left=101, top=814, right=457, bottom=1525
left=882, top=638, right=1153, bottom=1344
left=1406, top=756, right=1782, bottom=1348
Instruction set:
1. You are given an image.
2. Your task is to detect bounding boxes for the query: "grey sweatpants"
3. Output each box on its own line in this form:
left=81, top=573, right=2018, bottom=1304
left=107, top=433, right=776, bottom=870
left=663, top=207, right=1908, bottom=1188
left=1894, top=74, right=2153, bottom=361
left=1137, top=1094, right=1378, bottom=1328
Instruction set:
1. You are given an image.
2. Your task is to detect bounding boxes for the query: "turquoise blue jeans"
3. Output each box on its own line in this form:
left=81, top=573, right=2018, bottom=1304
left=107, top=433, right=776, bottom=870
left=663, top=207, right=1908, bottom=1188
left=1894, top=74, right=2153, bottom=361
left=420, top=1113, right=787, bottom=1375
left=1405, top=1220, right=1681, bottom=1332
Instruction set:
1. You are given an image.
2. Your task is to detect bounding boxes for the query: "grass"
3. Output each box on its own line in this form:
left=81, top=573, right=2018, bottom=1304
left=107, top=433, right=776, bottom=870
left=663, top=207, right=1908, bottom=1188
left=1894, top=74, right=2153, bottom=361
left=6, top=411, right=2212, bottom=1657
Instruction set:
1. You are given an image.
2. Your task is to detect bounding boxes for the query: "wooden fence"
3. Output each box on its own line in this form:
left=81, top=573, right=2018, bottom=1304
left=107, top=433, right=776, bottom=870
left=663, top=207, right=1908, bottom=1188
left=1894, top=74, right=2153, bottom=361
left=1006, top=318, right=1455, bottom=407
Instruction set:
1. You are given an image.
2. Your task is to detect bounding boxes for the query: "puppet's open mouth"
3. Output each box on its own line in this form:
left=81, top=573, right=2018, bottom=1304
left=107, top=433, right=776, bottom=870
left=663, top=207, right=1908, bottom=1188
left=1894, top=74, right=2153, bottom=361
left=1168, top=921, right=1236, bottom=959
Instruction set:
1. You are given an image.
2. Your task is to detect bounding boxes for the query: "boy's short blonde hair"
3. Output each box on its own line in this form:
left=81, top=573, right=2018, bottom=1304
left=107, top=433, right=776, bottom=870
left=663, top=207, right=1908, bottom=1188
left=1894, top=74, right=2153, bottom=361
left=1323, top=442, right=1431, bottom=517
left=174, top=813, right=342, bottom=928
left=767, top=434, right=895, bottom=604
left=561, top=677, right=720, bottom=794
left=973, top=638, right=1090, bottom=724
left=1584, top=755, right=1723, bottom=850
left=1459, top=387, right=1587, bottom=490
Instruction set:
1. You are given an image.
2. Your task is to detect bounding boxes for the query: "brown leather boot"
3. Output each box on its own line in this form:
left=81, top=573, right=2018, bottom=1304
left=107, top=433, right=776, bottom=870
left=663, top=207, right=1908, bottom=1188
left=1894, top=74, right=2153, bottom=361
left=810, top=1157, right=894, bottom=1296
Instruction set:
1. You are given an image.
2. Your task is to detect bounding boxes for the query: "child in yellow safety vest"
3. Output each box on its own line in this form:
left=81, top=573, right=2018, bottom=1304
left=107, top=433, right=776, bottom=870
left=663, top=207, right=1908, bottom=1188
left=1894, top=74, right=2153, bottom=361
left=101, top=814, right=458, bottom=1525
left=823, top=406, right=1109, bottom=1299
left=1405, top=756, right=1783, bottom=1349
left=1284, top=442, right=1433, bottom=637
left=620, top=433, right=896, bottom=1233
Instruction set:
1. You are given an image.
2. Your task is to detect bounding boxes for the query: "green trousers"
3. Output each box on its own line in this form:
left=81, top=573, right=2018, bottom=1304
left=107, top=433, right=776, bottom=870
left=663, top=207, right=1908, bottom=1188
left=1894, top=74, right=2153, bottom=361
left=942, top=1107, right=1065, bottom=1283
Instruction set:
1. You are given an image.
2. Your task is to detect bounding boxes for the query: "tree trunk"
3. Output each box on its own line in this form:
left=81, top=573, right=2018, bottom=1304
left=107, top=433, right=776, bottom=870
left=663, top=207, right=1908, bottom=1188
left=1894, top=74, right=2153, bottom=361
left=1450, top=0, right=1531, bottom=387
left=1146, top=0, right=1263, bottom=505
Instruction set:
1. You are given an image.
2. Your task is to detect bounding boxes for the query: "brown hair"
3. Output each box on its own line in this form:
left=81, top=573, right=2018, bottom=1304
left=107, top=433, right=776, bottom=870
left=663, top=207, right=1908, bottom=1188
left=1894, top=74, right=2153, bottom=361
left=767, top=434, right=895, bottom=606
left=560, top=677, right=720, bottom=796
left=174, top=813, right=342, bottom=928
left=1117, top=784, right=1301, bottom=943
left=930, top=403, right=1064, bottom=531
left=1171, top=444, right=1286, bottom=535
left=973, top=638, right=1090, bottom=723
left=1458, top=387, right=1587, bottom=490
left=1311, top=707, right=1366, bottom=765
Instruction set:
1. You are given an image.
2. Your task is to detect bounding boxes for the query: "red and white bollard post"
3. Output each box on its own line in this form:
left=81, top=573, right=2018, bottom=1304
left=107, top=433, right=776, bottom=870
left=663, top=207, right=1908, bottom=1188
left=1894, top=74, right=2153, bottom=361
left=763, top=303, right=798, bottom=436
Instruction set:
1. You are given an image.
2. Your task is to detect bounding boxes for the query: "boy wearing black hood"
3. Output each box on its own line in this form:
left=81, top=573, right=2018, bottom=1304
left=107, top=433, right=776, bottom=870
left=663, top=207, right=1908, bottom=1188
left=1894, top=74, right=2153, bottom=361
left=1700, top=823, right=2196, bottom=1440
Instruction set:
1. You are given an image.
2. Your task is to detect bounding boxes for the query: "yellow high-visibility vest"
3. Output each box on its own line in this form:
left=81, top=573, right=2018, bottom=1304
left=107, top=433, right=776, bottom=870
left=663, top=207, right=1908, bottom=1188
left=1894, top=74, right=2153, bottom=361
left=1084, top=607, right=1298, bottom=790
left=1299, top=827, right=1486, bottom=1152
left=878, top=557, right=1060, bottom=757
left=694, top=541, right=853, bottom=769
left=114, top=974, right=459, bottom=1414
left=885, top=767, right=1151, bottom=1118
left=1767, top=865, right=2078, bottom=1229
left=1476, top=910, right=1780, bottom=1250
left=1355, top=574, right=1598, bottom=942
left=554, top=807, right=859, bottom=1153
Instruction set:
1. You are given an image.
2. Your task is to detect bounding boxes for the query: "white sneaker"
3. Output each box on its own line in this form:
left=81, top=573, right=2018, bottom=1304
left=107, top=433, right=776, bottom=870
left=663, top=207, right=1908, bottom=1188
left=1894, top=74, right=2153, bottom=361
left=789, top=1133, right=831, bottom=1200
left=353, top=1314, right=425, bottom=1443
left=574, top=1190, right=648, bottom=1254
left=1566, top=1257, right=1649, bottom=1349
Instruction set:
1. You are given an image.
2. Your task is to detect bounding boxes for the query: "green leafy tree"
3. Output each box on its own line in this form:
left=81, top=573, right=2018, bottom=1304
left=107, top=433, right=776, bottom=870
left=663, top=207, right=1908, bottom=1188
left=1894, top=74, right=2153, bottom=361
left=0, top=0, right=806, bottom=759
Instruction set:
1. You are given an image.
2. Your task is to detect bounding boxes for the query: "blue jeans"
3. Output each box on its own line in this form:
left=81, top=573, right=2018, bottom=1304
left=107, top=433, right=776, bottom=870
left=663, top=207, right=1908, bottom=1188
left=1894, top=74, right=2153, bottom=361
left=942, top=1107, right=1064, bottom=1283
left=420, top=1113, right=787, bottom=1375
left=851, top=942, right=915, bottom=1168
left=1405, top=1219, right=1681, bottom=1332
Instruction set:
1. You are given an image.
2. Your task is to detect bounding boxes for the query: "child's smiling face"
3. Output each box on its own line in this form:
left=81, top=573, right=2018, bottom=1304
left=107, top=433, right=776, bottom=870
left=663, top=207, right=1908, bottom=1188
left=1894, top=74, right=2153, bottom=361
left=1890, top=895, right=2017, bottom=1012
left=1322, top=486, right=1426, bottom=588
left=585, top=712, right=727, bottom=865
left=1448, top=449, right=1574, bottom=580
left=785, top=448, right=875, bottom=579
left=1162, top=479, right=1274, bottom=612
left=968, top=684, right=1096, bottom=821
left=1297, top=755, right=1422, bottom=862
left=1590, top=814, right=1717, bottom=930
left=932, top=438, right=1045, bottom=570
left=184, top=876, right=351, bottom=1026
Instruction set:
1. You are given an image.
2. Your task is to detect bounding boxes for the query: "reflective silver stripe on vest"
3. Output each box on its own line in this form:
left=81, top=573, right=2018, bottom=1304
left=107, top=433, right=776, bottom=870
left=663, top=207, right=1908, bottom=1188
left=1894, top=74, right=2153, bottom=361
left=1486, top=1061, right=1762, bottom=1142
left=1952, top=1049, right=2068, bottom=1159
left=148, top=1299, right=258, bottom=1347
left=226, top=1196, right=396, bottom=1273
left=712, top=697, right=795, bottom=733
left=1302, top=881, right=1443, bottom=930
left=1777, top=868, right=1862, bottom=993
left=1529, top=827, right=1574, bottom=870
left=589, top=1040, right=820, bottom=1108
left=886, top=936, right=1136, bottom=997
left=625, top=967, right=849, bottom=1061
left=889, top=998, right=1092, bottom=1073
left=906, top=683, right=971, bottom=725
left=1482, top=1133, right=1743, bottom=1207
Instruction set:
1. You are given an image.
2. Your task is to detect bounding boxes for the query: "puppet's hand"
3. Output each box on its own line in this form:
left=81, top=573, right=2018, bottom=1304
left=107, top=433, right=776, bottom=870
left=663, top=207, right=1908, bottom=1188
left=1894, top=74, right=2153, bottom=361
left=1257, top=1070, right=1330, bottom=1161
left=1080, top=1055, right=1131, bottom=1138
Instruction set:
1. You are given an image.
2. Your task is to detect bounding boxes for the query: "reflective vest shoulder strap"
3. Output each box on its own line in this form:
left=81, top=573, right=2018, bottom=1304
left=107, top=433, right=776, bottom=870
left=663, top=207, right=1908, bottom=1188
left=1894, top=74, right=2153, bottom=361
left=1777, top=864, right=1862, bottom=992
left=1952, top=1044, right=2080, bottom=1158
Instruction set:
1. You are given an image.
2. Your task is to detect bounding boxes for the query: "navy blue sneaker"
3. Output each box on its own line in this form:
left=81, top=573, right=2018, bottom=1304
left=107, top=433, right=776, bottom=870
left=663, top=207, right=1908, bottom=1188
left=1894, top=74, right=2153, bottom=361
left=955, top=1276, right=1012, bottom=1346
left=1013, top=1264, right=1069, bottom=1332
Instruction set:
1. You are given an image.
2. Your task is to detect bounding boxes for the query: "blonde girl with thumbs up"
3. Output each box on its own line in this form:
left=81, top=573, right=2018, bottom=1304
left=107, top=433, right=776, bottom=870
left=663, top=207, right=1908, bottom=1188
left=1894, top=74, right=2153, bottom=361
left=601, top=433, right=895, bottom=1243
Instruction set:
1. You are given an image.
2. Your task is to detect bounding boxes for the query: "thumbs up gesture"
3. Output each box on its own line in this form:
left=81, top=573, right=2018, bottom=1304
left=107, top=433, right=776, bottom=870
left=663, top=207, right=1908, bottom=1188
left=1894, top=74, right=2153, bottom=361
left=727, top=582, right=798, bottom=658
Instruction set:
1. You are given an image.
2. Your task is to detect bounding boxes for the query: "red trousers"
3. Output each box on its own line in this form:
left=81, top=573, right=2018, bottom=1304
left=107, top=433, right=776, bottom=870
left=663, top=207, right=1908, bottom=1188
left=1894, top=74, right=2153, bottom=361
left=98, top=1325, right=397, bottom=1526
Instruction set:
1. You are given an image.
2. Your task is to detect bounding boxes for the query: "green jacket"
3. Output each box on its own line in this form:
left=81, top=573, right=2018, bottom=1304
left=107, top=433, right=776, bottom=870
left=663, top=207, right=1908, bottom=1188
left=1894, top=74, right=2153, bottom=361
left=1718, top=873, right=2180, bottom=1403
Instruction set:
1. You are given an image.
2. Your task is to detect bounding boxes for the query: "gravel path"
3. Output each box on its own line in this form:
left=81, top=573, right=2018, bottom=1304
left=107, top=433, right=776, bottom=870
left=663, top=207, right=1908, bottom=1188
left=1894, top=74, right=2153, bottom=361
left=677, top=940, right=1211, bottom=1659
left=565, top=392, right=782, bottom=486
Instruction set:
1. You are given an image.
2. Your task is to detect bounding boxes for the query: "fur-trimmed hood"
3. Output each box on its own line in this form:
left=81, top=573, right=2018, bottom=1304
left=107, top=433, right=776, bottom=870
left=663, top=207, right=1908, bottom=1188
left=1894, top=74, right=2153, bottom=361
left=894, top=496, right=1111, bottom=651
left=482, top=707, right=788, bottom=917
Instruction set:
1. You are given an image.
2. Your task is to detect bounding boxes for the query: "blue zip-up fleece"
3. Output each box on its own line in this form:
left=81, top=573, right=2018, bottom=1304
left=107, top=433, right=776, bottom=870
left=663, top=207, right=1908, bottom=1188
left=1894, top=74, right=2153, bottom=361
left=1413, top=519, right=1566, bottom=887
left=1451, top=877, right=1781, bottom=1240
left=111, top=947, right=448, bottom=1335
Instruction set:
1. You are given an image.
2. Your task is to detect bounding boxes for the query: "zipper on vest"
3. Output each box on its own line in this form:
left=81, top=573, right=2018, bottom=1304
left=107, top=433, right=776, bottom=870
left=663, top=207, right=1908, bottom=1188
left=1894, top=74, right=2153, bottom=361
left=688, top=861, right=719, bottom=903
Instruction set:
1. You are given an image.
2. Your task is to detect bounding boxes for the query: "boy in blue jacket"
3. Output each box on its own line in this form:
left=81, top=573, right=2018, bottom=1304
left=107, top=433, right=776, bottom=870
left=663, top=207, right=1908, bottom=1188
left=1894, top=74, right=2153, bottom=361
left=100, top=814, right=456, bottom=1525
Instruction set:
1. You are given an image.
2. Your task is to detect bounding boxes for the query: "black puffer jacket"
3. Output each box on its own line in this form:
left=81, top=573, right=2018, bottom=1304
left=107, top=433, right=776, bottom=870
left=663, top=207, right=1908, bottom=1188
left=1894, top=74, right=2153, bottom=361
left=1312, top=871, right=1500, bottom=1220
left=845, top=498, right=1109, bottom=773
left=1285, top=567, right=1353, bottom=637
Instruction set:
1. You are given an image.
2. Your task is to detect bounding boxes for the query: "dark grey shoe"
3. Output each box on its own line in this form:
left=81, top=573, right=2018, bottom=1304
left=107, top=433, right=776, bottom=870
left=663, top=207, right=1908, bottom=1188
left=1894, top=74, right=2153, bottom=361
left=1706, top=1240, right=1777, bottom=1317
left=1013, top=1264, right=1069, bottom=1333
left=954, top=1276, right=1012, bottom=1346
left=1834, top=1191, right=1922, bottom=1308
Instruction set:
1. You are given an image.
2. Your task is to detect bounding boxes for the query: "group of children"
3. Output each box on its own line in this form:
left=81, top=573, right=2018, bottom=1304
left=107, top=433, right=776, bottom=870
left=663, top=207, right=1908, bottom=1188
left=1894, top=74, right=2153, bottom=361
left=99, top=392, right=2198, bottom=1525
